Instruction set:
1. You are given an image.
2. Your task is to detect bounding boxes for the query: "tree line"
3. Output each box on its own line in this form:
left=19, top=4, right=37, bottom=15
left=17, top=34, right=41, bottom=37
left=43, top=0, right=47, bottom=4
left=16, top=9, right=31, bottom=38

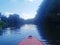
left=0, top=13, right=24, bottom=29
left=35, top=0, right=60, bottom=41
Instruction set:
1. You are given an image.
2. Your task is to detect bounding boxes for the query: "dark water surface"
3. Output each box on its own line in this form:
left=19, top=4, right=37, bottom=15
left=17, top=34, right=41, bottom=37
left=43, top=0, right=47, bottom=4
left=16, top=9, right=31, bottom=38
left=0, top=24, right=49, bottom=45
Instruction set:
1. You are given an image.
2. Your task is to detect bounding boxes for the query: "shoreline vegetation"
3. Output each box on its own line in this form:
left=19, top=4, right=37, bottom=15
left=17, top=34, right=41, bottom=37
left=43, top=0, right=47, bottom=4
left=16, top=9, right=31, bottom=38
left=0, top=13, right=35, bottom=30
left=0, top=13, right=24, bottom=30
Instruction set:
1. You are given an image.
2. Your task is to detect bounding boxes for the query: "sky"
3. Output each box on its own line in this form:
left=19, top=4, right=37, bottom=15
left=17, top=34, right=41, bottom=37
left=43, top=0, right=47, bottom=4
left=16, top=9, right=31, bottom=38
left=0, top=0, right=43, bottom=20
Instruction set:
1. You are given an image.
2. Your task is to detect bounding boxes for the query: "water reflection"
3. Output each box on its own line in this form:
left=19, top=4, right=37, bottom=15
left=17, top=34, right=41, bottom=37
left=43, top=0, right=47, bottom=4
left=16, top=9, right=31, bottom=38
left=19, top=24, right=42, bottom=40
left=0, top=24, right=47, bottom=45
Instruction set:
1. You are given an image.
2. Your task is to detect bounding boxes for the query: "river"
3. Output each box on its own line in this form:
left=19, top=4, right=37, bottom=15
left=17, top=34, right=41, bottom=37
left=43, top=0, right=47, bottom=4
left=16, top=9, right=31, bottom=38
left=0, top=24, right=49, bottom=45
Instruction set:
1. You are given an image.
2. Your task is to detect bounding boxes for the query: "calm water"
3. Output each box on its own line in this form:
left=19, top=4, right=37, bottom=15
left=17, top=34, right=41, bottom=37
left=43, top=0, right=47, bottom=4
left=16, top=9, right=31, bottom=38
left=0, top=24, right=48, bottom=45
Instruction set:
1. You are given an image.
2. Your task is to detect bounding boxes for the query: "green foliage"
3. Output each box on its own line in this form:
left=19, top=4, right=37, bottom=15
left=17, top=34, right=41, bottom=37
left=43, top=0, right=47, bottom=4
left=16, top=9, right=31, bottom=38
left=0, top=20, right=6, bottom=29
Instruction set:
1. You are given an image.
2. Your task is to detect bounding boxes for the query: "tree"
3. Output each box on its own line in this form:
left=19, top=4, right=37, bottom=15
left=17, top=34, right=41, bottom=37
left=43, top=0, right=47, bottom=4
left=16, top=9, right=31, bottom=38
left=35, top=0, right=60, bottom=41
left=8, top=14, right=24, bottom=28
left=0, top=20, right=6, bottom=30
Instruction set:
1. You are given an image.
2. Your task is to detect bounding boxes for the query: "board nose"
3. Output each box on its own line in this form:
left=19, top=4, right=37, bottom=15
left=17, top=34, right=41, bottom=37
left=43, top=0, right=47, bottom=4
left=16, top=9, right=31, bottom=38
left=18, top=36, right=44, bottom=45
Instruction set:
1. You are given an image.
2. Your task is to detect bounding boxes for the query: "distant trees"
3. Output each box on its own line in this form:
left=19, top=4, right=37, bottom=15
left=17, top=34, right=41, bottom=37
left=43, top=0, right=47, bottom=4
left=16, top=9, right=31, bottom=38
left=0, top=20, right=7, bottom=30
left=0, top=12, right=24, bottom=29
left=8, top=14, right=24, bottom=28
left=24, top=19, right=35, bottom=24
left=0, top=13, right=7, bottom=29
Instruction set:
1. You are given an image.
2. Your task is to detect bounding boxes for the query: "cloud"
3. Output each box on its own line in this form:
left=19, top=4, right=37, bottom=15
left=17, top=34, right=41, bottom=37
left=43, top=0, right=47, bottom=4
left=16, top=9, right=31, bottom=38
left=26, top=0, right=33, bottom=2
left=4, top=12, right=14, bottom=17
left=28, top=0, right=33, bottom=2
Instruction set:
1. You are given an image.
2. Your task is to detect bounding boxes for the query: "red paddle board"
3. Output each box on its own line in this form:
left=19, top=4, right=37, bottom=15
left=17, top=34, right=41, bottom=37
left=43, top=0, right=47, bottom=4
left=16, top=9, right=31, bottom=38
left=18, top=36, right=44, bottom=45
